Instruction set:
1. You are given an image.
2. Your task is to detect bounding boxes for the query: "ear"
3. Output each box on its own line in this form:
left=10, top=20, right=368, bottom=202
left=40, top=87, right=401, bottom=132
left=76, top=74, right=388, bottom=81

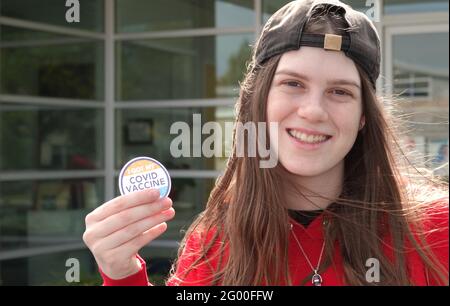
left=359, top=115, right=366, bottom=130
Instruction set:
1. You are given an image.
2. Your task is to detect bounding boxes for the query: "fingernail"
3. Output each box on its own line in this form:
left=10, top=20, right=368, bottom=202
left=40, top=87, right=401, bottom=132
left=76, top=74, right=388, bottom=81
left=162, top=208, right=174, bottom=216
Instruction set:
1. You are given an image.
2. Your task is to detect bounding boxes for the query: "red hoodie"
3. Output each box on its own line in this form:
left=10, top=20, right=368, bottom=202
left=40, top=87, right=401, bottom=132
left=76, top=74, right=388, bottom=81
left=100, top=198, right=449, bottom=286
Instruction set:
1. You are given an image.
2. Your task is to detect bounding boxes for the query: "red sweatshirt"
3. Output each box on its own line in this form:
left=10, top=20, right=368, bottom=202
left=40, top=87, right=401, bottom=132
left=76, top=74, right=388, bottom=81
left=100, top=198, right=449, bottom=286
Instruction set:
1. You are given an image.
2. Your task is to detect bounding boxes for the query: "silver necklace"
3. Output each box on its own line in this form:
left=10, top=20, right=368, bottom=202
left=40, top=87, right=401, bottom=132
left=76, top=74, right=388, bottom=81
left=290, top=223, right=326, bottom=286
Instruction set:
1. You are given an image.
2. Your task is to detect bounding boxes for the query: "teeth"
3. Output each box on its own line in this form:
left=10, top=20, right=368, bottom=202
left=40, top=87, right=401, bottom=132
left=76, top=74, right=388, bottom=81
left=289, top=130, right=329, bottom=143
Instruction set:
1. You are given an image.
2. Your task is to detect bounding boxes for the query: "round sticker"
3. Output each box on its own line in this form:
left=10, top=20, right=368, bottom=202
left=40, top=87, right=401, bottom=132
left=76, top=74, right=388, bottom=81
left=118, top=156, right=171, bottom=198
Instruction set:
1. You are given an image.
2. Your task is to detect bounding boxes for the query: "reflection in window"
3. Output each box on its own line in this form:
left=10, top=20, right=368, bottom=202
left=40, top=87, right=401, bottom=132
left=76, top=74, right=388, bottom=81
left=0, top=26, right=104, bottom=100
left=392, top=32, right=449, bottom=179
left=0, top=104, right=104, bottom=171
left=117, top=34, right=253, bottom=100
left=0, top=178, right=103, bottom=251
left=116, top=0, right=254, bottom=32
left=116, top=107, right=234, bottom=170
left=393, top=33, right=449, bottom=102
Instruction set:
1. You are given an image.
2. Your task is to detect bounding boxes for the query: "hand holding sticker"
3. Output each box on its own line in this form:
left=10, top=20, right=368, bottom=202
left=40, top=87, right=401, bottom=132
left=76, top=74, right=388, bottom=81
left=83, top=157, right=174, bottom=280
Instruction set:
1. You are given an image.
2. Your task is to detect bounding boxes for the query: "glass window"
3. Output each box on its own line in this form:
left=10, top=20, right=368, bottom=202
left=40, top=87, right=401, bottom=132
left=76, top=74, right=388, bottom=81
left=262, top=0, right=370, bottom=23
left=0, top=26, right=104, bottom=100
left=0, top=0, right=104, bottom=32
left=391, top=31, right=449, bottom=179
left=116, top=106, right=234, bottom=170
left=117, top=34, right=253, bottom=100
left=384, top=0, right=449, bottom=14
left=116, top=0, right=254, bottom=33
left=0, top=104, right=104, bottom=171
left=0, top=178, right=104, bottom=252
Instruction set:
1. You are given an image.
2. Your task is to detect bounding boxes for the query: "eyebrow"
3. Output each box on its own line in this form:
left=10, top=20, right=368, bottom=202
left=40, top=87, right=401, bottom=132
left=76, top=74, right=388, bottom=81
left=275, top=69, right=361, bottom=89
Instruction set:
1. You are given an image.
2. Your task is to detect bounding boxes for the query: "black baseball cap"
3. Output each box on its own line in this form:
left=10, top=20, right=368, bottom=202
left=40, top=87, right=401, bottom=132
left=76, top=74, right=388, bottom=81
left=254, top=0, right=381, bottom=88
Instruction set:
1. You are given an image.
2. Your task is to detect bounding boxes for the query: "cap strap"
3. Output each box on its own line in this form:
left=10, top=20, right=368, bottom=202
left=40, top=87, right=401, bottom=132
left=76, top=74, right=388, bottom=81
left=299, top=33, right=350, bottom=52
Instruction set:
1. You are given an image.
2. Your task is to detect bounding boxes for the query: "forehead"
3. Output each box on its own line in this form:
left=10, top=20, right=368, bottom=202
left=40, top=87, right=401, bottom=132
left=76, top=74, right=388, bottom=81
left=276, top=47, right=361, bottom=85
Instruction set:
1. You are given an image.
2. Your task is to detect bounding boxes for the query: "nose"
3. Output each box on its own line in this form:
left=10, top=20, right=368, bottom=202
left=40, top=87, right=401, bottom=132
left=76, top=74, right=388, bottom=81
left=296, top=93, right=329, bottom=122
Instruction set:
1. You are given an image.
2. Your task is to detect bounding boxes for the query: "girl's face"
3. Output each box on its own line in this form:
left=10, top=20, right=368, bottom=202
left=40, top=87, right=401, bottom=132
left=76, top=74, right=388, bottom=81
left=267, top=47, right=365, bottom=177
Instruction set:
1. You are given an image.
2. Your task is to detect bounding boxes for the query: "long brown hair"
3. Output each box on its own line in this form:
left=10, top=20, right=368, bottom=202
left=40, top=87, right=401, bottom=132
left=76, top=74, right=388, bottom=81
left=167, top=5, right=449, bottom=286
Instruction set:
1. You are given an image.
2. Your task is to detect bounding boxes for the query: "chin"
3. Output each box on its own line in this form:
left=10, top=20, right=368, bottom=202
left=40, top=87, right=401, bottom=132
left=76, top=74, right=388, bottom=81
left=280, top=159, right=329, bottom=177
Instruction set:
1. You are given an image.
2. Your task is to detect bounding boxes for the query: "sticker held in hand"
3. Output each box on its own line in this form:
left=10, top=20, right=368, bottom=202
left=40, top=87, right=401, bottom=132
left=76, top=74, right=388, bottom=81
left=118, top=156, right=171, bottom=198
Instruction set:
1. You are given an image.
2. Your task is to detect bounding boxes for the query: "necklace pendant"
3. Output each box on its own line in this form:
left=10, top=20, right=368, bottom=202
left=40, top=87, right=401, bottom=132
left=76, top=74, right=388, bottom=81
left=312, top=272, right=322, bottom=286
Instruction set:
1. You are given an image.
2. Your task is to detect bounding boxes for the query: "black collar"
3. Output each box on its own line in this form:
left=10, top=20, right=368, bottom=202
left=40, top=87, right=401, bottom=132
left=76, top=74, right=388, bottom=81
left=288, top=209, right=324, bottom=228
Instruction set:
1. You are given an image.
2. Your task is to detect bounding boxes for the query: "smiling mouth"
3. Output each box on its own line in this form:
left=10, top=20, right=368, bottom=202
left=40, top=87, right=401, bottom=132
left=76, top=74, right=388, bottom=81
left=286, top=129, right=332, bottom=144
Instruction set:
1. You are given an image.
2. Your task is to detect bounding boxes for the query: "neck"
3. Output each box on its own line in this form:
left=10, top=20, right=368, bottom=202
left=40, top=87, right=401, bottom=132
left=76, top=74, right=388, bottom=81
left=283, top=161, right=344, bottom=211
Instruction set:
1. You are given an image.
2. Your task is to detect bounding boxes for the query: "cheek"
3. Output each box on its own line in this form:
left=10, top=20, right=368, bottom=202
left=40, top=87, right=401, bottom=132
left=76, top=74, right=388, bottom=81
left=266, top=91, right=290, bottom=123
left=332, top=103, right=363, bottom=130
left=333, top=112, right=362, bottom=145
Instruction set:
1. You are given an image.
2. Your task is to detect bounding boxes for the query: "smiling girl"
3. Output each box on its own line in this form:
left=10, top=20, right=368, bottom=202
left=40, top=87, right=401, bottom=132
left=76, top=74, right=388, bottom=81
left=83, top=0, right=448, bottom=286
